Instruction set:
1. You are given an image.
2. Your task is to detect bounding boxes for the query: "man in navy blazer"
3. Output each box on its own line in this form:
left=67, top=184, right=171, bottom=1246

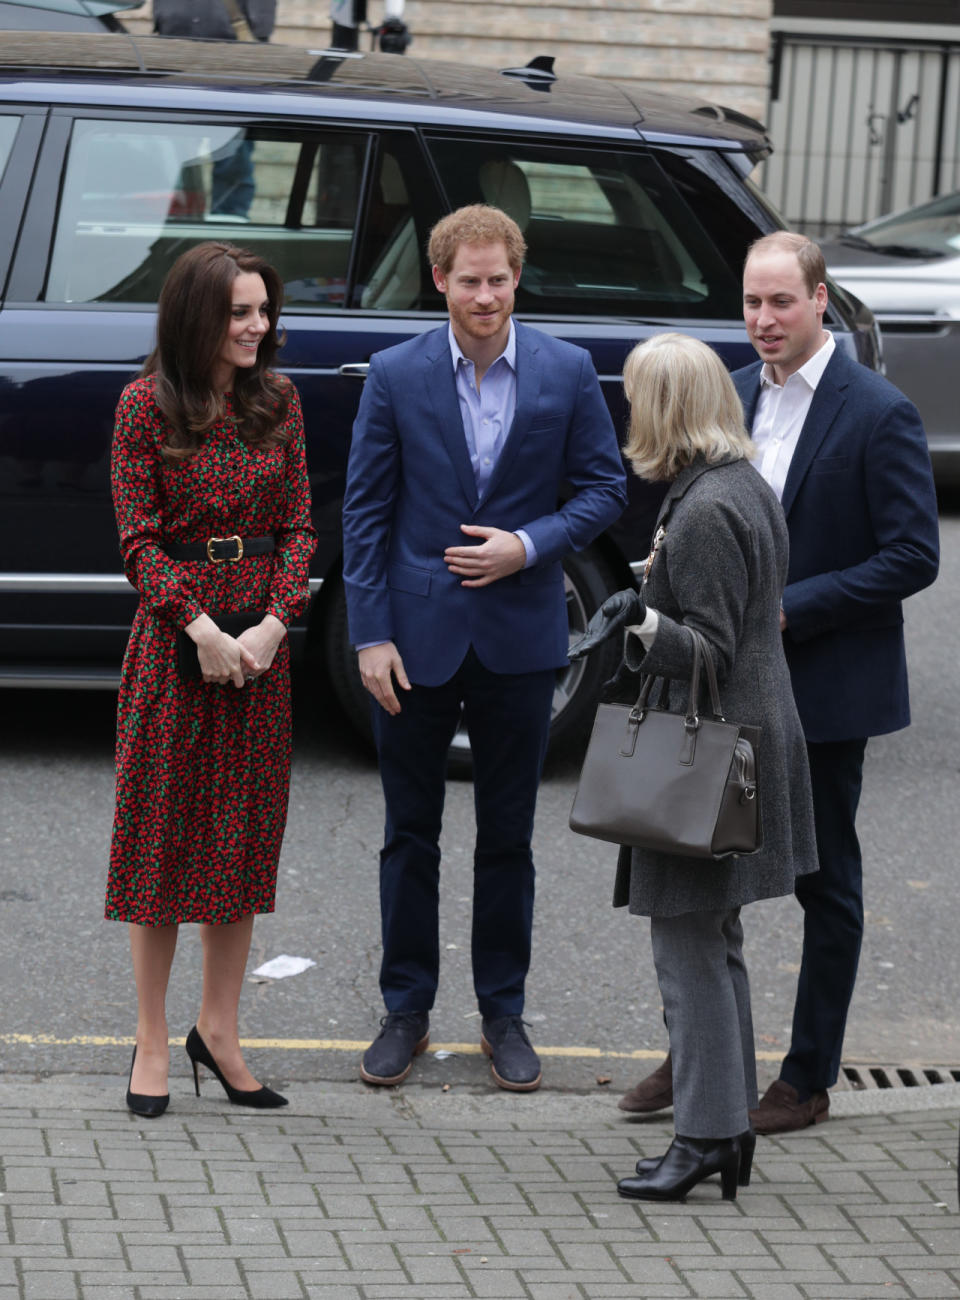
left=619, top=231, right=939, bottom=1131
left=342, top=205, right=627, bottom=1090
left=737, top=233, right=938, bottom=1131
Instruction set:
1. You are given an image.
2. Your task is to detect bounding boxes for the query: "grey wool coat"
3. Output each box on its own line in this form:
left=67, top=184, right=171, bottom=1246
left=612, top=454, right=818, bottom=917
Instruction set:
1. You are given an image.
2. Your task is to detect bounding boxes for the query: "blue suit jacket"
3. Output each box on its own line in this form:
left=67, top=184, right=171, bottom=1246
left=342, top=321, right=627, bottom=684
left=733, top=347, right=939, bottom=743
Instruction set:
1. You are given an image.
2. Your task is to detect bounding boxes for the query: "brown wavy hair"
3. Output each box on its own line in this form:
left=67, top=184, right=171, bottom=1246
left=143, top=242, right=289, bottom=461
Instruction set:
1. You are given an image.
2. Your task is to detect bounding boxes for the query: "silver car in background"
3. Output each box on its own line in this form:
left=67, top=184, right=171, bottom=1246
left=823, top=193, right=960, bottom=485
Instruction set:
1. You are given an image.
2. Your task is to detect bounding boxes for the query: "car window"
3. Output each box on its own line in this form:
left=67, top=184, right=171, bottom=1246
left=854, top=191, right=960, bottom=256
left=0, top=115, right=19, bottom=184
left=426, top=136, right=743, bottom=319
left=350, top=136, right=443, bottom=311
left=44, top=119, right=369, bottom=307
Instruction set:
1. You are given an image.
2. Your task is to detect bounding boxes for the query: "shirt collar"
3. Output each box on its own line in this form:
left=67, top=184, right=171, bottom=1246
left=760, top=330, right=835, bottom=392
left=447, top=318, right=516, bottom=373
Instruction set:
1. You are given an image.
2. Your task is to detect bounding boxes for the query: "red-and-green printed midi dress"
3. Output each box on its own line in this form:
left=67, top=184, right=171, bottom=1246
left=105, top=375, right=317, bottom=926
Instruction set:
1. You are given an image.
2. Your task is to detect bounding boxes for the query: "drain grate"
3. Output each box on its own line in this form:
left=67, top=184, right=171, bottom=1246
left=840, top=1063, right=960, bottom=1091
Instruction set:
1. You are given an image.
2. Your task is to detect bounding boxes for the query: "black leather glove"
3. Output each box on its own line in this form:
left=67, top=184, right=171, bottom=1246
left=567, top=587, right=646, bottom=661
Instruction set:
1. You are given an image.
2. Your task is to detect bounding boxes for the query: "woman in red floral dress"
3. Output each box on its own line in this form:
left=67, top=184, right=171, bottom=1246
left=107, top=242, right=316, bottom=1116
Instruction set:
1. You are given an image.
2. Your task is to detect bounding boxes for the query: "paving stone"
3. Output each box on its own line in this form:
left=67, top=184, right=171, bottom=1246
left=3, top=1168, right=55, bottom=1194
left=22, top=1273, right=78, bottom=1298
left=894, top=1272, right=960, bottom=1298
left=277, top=1232, right=347, bottom=1259
left=12, top=1218, right=64, bottom=1245
left=494, top=1229, right=561, bottom=1256
left=676, top=1270, right=748, bottom=1297
left=234, top=1273, right=306, bottom=1298
left=401, top=1254, right=468, bottom=1283
left=139, top=1291, right=244, bottom=1299
left=302, top=1288, right=362, bottom=1299
left=184, top=1256, right=246, bottom=1286
left=460, top=1269, right=529, bottom=1297
left=64, top=1230, right=125, bottom=1258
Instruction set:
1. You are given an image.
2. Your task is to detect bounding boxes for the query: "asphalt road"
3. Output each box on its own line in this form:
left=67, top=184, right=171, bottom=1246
left=1, top=499, right=958, bottom=1098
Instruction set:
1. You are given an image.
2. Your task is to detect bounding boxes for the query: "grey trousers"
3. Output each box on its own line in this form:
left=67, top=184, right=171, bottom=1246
left=649, top=908, right=758, bottom=1139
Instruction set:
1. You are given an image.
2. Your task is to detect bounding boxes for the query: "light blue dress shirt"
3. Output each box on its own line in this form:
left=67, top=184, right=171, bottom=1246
left=448, top=320, right=535, bottom=565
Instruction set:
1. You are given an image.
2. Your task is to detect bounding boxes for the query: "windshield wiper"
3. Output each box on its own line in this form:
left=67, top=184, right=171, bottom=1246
left=868, top=242, right=948, bottom=259
left=838, top=233, right=946, bottom=259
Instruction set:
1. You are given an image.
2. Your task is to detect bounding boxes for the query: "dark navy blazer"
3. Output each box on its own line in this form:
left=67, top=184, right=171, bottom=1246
left=342, top=321, right=628, bottom=685
left=733, top=347, right=939, bottom=743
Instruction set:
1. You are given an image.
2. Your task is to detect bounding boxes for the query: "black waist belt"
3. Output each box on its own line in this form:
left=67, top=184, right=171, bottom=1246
left=164, top=534, right=275, bottom=563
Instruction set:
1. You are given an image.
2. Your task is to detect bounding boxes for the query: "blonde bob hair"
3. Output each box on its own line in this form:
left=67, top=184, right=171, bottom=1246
left=622, top=332, right=754, bottom=482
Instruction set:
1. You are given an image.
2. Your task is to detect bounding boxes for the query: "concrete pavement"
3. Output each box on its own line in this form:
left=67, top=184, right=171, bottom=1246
left=1, top=1065, right=958, bottom=1300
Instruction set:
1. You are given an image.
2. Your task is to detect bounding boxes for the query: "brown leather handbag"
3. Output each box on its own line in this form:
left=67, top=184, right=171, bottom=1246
left=569, top=628, right=760, bottom=860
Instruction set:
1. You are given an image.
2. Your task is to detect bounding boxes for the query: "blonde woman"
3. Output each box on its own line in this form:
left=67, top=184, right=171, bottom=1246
left=570, top=333, right=817, bottom=1202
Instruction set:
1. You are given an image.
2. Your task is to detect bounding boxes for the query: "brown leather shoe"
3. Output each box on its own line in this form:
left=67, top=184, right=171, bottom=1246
left=749, top=1079, right=829, bottom=1134
left=618, top=1053, right=672, bottom=1113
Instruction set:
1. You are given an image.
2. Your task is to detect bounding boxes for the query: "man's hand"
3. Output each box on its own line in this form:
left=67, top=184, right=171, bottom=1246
left=358, top=641, right=411, bottom=715
left=444, top=525, right=526, bottom=587
left=567, top=588, right=646, bottom=661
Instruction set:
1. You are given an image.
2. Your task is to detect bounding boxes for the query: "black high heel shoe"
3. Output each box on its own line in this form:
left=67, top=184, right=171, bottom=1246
left=126, top=1047, right=169, bottom=1119
left=635, top=1127, right=756, bottom=1187
left=618, top=1134, right=741, bottom=1202
left=185, top=1026, right=288, bottom=1109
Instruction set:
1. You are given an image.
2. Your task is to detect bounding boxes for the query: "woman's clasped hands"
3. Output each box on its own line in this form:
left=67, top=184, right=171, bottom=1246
left=184, top=612, right=286, bottom=687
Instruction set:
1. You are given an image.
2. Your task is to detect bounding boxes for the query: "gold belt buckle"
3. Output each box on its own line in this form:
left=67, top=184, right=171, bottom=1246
left=207, top=534, right=243, bottom=563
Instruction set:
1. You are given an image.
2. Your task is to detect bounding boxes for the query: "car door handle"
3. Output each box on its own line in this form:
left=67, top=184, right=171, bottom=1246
left=338, top=363, right=370, bottom=378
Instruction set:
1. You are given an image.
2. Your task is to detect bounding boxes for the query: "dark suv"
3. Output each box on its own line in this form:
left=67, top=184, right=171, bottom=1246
left=0, top=32, right=879, bottom=753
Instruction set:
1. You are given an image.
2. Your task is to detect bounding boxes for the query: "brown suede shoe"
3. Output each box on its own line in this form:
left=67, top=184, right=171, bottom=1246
left=618, top=1053, right=673, bottom=1113
left=749, top=1079, right=829, bottom=1134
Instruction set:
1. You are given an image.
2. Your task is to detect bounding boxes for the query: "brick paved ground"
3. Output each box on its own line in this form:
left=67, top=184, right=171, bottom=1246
left=0, top=1078, right=957, bottom=1299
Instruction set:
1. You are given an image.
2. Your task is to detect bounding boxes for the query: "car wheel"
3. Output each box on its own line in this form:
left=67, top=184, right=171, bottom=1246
left=324, top=544, right=626, bottom=769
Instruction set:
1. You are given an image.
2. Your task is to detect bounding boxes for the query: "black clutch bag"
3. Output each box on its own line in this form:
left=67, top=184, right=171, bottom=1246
left=175, top=609, right=267, bottom=682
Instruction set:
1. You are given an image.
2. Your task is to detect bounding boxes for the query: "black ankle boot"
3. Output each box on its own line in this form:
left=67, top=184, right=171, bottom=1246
left=635, top=1127, right=755, bottom=1187
left=619, top=1134, right=741, bottom=1202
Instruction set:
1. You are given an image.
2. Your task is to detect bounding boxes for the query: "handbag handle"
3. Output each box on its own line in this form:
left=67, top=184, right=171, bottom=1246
left=629, top=627, right=725, bottom=727
left=688, top=628, right=725, bottom=722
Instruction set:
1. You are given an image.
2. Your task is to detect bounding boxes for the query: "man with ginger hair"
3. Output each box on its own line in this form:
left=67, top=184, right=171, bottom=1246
left=620, top=230, right=939, bottom=1133
left=342, top=204, right=626, bottom=1090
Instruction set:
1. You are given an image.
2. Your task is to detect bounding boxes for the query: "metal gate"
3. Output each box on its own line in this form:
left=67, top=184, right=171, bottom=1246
left=760, top=31, right=960, bottom=235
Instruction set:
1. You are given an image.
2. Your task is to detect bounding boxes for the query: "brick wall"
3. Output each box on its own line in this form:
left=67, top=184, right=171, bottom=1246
left=124, top=0, right=772, bottom=123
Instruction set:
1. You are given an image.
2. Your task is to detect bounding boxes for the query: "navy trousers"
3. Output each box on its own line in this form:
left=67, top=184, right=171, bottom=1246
left=780, top=738, right=868, bottom=1094
left=370, top=648, right=555, bottom=1019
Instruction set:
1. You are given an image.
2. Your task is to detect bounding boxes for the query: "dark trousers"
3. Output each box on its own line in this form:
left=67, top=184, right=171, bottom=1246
left=781, top=738, right=868, bottom=1094
left=371, top=648, right=555, bottom=1019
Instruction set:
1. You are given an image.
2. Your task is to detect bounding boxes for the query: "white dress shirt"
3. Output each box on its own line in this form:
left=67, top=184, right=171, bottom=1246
left=752, top=331, right=835, bottom=500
